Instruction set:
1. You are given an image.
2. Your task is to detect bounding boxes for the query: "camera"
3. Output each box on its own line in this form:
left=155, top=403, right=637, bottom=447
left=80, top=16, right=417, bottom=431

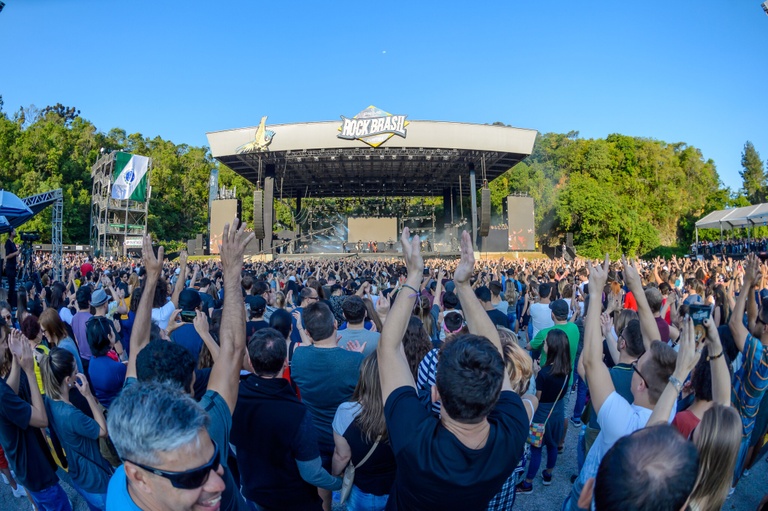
left=20, top=231, right=41, bottom=242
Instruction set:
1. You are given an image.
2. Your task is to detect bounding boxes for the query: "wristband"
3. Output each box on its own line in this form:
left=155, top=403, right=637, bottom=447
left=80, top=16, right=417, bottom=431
left=401, top=284, right=419, bottom=297
left=668, top=376, right=684, bottom=394
left=706, top=351, right=723, bottom=362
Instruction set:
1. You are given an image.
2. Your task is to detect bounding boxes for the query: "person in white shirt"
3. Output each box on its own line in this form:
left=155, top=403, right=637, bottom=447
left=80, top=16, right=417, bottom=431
left=530, top=283, right=554, bottom=338
left=151, top=252, right=188, bottom=330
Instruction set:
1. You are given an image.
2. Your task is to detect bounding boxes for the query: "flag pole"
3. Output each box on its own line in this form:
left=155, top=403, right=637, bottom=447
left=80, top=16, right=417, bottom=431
left=124, top=192, right=129, bottom=259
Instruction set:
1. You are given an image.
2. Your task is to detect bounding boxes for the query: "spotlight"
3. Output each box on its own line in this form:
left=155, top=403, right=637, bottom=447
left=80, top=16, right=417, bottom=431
left=763, top=1, right=768, bottom=14
left=0, top=2, right=5, bottom=13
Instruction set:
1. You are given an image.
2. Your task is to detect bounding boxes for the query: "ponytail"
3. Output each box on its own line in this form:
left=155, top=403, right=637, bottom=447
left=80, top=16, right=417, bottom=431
left=40, top=348, right=75, bottom=401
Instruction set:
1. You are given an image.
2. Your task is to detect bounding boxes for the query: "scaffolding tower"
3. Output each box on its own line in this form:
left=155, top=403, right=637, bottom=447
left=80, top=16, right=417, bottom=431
left=90, top=152, right=151, bottom=258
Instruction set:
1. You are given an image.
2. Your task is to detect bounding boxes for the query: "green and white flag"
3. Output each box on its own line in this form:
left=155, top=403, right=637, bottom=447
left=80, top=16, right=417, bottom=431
left=112, top=152, right=150, bottom=201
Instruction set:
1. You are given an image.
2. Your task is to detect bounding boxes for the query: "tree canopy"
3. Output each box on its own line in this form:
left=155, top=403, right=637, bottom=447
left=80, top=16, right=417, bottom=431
left=0, top=98, right=756, bottom=257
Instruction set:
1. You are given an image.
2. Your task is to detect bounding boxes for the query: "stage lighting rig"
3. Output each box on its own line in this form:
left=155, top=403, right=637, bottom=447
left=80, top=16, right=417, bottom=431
left=763, top=1, right=768, bottom=15
left=0, top=2, right=5, bottom=13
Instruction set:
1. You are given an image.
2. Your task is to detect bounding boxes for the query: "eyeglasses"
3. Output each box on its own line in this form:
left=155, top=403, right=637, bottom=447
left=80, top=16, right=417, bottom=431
left=124, top=441, right=220, bottom=490
left=631, top=360, right=649, bottom=388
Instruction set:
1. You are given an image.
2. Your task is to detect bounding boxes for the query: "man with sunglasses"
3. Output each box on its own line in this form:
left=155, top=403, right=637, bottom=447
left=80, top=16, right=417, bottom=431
left=107, top=221, right=254, bottom=511
left=566, top=256, right=679, bottom=511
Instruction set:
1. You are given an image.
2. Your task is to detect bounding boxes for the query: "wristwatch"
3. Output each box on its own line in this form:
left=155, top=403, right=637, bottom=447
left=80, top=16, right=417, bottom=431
left=668, top=376, right=684, bottom=394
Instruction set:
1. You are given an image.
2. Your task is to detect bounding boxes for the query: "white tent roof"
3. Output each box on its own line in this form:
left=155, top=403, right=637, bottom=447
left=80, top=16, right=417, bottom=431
left=695, top=203, right=768, bottom=230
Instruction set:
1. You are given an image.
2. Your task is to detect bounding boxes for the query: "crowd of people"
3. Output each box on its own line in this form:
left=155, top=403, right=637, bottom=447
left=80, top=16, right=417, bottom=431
left=692, top=238, right=768, bottom=257
left=1, top=222, right=768, bottom=511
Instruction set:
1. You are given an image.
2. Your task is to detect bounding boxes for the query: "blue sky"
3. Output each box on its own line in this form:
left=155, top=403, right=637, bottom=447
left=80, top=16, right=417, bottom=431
left=1, top=0, right=766, bottom=192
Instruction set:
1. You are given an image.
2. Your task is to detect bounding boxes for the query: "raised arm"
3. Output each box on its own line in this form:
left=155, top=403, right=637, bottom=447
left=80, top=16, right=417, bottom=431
left=454, top=231, right=501, bottom=350
left=378, top=228, right=422, bottom=402
left=208, top=219, right=254, bottom=414
left=194, top=310, right=220, bottom=363
left=703, top=318, right=731, bottom=406
left=582, top=255, right=615, bottom=415
left=648, top=317, right=699, bottom=425
left=126, top=235, right=164, bottom=381
left=729, top=253, right=759, bottom=353
left=9, top=331, right=47, bottom=428
left=622, top=256, right=660, bottom=352
left=170, top=251, right=188, bottom=308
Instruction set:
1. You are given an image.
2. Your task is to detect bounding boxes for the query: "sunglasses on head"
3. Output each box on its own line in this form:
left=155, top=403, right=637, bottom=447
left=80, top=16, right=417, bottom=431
left=124, top=441, right=220, bottom=490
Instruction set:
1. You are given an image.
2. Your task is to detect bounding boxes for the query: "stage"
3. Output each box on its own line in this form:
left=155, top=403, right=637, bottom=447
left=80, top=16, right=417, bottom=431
left=244, top=251, right=549, bottom=263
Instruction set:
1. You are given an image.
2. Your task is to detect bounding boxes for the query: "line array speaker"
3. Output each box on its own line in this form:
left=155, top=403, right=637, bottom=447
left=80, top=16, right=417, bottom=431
left=479, top=188, right=491, bottom=237
left=253, top=190, right=265, bottom=239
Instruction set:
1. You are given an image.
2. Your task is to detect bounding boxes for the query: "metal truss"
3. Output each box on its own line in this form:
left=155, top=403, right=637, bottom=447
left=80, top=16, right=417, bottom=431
left=21, top=189, right=63, bottom=280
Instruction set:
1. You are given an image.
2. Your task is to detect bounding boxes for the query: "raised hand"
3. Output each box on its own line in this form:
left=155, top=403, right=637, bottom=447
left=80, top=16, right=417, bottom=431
left=454, top=231, right=475, bottom=286
left=400, top=227, right=424, bottom=277
left=375, top=293, right=390, bottom=316
left=142, top=234, right=164, bottom=277
left=675, top=316, right=701, bottom=379
left=621, top=255, right=642, bottom=290
left=220, top=218, right=256, bottom=274
left=743, top=253, right=760, bottom=287
left=9, top=329, right=34, bottom=373
left=193, top=310, right=210, bottom=337
left=588, top=254, right=610, bottom=295
left=165, top=309, right=183, bottom=334
left=600, top=312, right=613, bottom=338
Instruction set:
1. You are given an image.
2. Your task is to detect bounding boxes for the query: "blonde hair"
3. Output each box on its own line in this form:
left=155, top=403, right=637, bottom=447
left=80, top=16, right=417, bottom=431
left=498, top=327, right=532, bottom=395
left=39, top=308, right=68, bottom=345
left=688, top=405, right=742, bottom=511
left=614, top=309, right=639, bottom=338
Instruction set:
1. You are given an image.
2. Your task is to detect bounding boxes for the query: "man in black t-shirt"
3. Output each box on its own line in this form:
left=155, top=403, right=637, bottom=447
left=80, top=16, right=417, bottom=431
left=475, top=285, right=510, bottom=329
left=232, top=328, right=341, bottom=510
left=378, top=230, right=529, bottom=511
left=4, top=228, right=19, bottom=308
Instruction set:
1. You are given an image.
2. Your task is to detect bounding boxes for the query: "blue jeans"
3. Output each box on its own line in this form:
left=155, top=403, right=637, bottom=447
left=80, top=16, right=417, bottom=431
left=576, top=425, right=586, bottom=472
left=571, top=373, right=587, bottom=421
left=29, top=483, right=72, bottom=511
left=70, top=479, right=107, bottom=511
left=526, top=400, right=564, bottom=480
left=347, top=485, right=389, bottom=511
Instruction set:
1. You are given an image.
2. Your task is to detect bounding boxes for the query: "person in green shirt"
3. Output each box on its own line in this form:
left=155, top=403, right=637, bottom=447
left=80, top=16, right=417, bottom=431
left=528, top=300, right=580, bottom=386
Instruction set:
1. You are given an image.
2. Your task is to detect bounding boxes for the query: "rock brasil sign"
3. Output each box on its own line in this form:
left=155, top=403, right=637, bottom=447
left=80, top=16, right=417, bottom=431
left=338, top=105, right=409, bottom=148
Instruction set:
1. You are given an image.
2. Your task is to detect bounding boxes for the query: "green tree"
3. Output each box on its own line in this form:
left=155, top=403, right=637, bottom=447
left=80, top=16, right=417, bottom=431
left=740, top=141, right=765, bottom=204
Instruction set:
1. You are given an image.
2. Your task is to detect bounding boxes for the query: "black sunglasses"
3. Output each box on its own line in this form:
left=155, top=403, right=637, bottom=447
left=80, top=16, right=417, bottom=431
left=124, top=441, right=220, bottom=490
left=631, top=360, right=649, bottom=388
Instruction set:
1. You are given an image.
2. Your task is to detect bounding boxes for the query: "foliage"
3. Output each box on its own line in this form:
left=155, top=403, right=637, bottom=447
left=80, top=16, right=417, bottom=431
left=0, top=100, right=754, bottom=258
left=740, top=141, right=766, bottom=204
left=488, top=132, right=722, bottom=258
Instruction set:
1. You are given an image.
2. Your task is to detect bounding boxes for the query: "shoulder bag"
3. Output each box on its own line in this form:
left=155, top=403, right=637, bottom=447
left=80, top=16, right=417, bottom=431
left=340, top=435, right=381, bottom=505
left=526, top=375, right=567, bottom=448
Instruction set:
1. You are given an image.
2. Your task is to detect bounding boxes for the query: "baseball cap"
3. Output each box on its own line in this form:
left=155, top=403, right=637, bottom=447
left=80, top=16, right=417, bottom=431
left=549, top=299, right=569, bottom=319
left=179, top=288, right=202, bottom=312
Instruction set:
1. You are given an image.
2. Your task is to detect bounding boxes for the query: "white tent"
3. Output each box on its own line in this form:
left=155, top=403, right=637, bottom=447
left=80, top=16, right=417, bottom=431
left=694, top=203, right=768, bottom=245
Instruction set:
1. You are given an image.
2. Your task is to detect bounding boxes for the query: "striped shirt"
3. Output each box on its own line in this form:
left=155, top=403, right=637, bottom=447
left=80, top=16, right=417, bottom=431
left=732, top=333, right=768, bottom=437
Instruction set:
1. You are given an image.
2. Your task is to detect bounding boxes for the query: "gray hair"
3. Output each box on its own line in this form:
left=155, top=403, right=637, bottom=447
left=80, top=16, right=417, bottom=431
left=107, top=381, right=210, bottom=465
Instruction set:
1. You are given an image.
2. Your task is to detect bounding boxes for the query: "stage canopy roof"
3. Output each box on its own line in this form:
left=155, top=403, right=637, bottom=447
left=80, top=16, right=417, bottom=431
left=695, top=203, right=768, bottom=230
left=207, top=112, right=538, bottom=198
